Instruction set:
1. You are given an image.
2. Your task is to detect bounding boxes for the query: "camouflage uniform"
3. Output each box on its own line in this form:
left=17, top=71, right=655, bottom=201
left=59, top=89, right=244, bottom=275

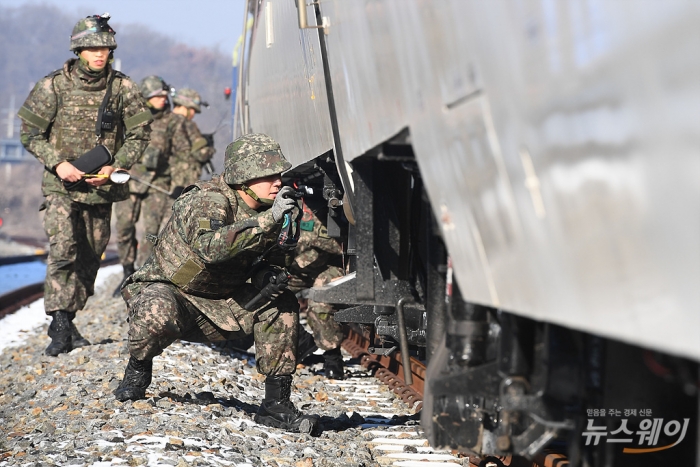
left=121, top=174, right=298, bottom=374
left=115, top=134, right=319, bottom=434
left=18, top=17, right=151, bottom=319
left=287, top=204, right=345, bottom=351
left=114, top=78, right=189, bottom=271
left=137, top=110, right=189, bottom=263
left=170, top=88, right=215, bottom=189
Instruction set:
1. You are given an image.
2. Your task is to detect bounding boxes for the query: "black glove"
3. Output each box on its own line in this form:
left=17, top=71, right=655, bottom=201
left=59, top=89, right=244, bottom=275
left=271, top=186, right=298, bottom=222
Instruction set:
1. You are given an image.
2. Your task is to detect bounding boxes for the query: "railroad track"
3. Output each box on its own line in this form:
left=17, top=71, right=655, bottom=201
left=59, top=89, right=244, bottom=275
left=336, top=330, right=558, bottom=467
left=0, top=266, right=562, bottom=467
left=0, top=253, right=119, bottom=319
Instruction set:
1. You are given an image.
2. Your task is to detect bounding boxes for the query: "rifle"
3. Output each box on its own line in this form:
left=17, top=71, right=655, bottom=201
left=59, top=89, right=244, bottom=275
left=242, top=185, right=313, bottom=310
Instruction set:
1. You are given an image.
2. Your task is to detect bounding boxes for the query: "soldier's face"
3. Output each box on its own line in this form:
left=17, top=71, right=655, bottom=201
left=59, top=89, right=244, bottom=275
left=148, top=96, right=168, bottom=110
left=79, top=47, right=110, bottom=70
left=248, top=175, right=283, bottom=201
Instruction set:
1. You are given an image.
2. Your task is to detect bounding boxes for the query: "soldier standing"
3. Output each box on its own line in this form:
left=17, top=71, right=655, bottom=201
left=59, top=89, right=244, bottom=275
left=170, top=88, right=215, bottom=192
left=112, top=76, right=189, bottom=296
left=287, top=203, right=346, bottom=379
left=114, top=134, right=318, bottom=434
left=17, top=14, right=151, bottom=356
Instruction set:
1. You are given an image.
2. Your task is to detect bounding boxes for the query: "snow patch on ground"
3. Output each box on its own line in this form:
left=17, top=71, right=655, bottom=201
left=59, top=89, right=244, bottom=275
left=0, top=264, right=122, bottom=353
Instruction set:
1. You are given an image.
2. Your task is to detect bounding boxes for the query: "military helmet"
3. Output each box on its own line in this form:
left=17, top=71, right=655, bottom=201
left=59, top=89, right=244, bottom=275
left=139, top=76, right=170, bottom=99
left=224, top=134, right=292, bottom=185
left=172, top=88, right=207, bottom=113
left=70, top=13, right=117, bottom=51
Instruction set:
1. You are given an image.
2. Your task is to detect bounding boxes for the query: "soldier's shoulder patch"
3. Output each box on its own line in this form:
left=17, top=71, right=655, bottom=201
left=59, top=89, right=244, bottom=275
left=300, top=219, right=314, bottom=232
left=197, top=218, right=224, bottom=231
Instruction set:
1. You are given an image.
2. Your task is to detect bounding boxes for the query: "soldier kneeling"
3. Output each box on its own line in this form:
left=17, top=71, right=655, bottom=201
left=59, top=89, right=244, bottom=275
left=114, top=134, right=317, bottom=434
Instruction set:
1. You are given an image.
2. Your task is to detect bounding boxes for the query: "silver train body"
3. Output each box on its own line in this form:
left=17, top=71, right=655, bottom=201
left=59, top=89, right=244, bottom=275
left=235, top=0, right=699, bottom=463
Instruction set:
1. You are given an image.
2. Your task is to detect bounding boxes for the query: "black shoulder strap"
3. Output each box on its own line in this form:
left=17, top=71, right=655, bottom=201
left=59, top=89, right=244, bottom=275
left=45, top=69, right=62, bottom=99
left=45, top=69, right=62, bottom=79
left=95, top=71, right=117, bottom=138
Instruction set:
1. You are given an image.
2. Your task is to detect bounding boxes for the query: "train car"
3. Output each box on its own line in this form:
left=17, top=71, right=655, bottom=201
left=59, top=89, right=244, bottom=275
left=233, top=1, right=699, bottom=465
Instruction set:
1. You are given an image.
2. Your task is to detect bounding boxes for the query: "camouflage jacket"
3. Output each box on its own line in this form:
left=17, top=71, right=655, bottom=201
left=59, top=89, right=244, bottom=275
left=169, top=119, right=215, bottom=189
left=18, top=59, right=152, bottom=204
left=123, top=174, right=291, bottom=325
left=129, top=108, right=188, bottom=193
left=287, top=203, right=344, bottom=290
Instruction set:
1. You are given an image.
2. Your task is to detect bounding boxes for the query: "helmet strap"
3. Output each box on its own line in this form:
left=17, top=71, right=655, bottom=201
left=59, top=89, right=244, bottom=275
left=238, top=184, right=273, bottom=206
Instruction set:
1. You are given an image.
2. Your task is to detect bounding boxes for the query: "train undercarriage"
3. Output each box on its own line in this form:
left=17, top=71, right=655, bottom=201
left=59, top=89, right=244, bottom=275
left=289, top=135, right=698, bottom=466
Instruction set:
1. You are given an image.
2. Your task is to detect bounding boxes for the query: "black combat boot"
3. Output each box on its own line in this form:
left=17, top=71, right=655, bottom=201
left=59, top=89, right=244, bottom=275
left=297, top=327, right=318, bottom=363
left=323, top=347, right=345, bottom=380
left=68, top=313, right=90, bottom=348
left=254, top=375, right=319, bottom=434
left=45, top=311, right=73, bottom=356
left=112, top=263, right=136, bottom=298
left=114, top=357, right=153, bottom=402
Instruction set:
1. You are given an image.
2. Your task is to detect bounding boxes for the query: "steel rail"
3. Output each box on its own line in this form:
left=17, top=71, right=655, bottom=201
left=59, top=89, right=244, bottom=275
left=339, top=327, right=566, bottom=467
left=0, top=255, right=119, bottom=319
left=340, top=326, right=425, bottom=412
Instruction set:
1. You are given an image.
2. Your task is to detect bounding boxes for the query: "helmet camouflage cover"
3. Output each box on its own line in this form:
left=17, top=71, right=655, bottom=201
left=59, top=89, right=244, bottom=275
left=172, top=88, right=205, bottom=113
left=70, top=13, right=117, bottom=51
left=224, top=134, right=292, bottom=185
left=139, top=75, right=169, bottom=99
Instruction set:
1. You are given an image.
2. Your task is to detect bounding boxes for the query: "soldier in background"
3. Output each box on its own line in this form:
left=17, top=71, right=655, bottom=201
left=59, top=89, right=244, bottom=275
left=17, top=14, right=151, bottom=356
left=287, top=204, right=346, bottom=379
left=114, top=134, right=318, bottom=434
left=112, top=76, right=189, bottom=297
left=170, top=88, right=215, bottom=193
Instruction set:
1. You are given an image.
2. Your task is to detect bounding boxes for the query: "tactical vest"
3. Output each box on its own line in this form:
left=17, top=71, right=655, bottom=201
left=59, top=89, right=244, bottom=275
left=50, top=70, right=124, bottom=159
left=154, top=112, right=180, bottom=178
left=170, top=119, right=211, bottom=188
left=152, top=178, right=275, bottom=298
left=128, top=110, right=176, bottom=193
left=41, top=66, right=129, bottom=201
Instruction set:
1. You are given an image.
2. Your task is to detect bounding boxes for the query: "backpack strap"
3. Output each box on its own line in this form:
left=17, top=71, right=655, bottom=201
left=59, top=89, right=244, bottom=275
left=95, top=70, right=117, bottom=139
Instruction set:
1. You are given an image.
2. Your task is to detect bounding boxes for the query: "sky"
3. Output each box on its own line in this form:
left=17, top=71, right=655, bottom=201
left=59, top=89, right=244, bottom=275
left=0, top=0, right=246, bottom=55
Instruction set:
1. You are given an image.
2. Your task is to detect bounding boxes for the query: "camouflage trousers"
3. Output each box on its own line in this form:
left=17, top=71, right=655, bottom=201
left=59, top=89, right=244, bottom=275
left=305, top=301, right=344, bottom=351
left=42, top=194, right=111, bottom=314
left=293, top=265, right=345, bottom=351
left=126, top=282, right=300, bottom=376
left=137, top=191, right=172, bottom=265
left=114, top=193, right=142, bottom=268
